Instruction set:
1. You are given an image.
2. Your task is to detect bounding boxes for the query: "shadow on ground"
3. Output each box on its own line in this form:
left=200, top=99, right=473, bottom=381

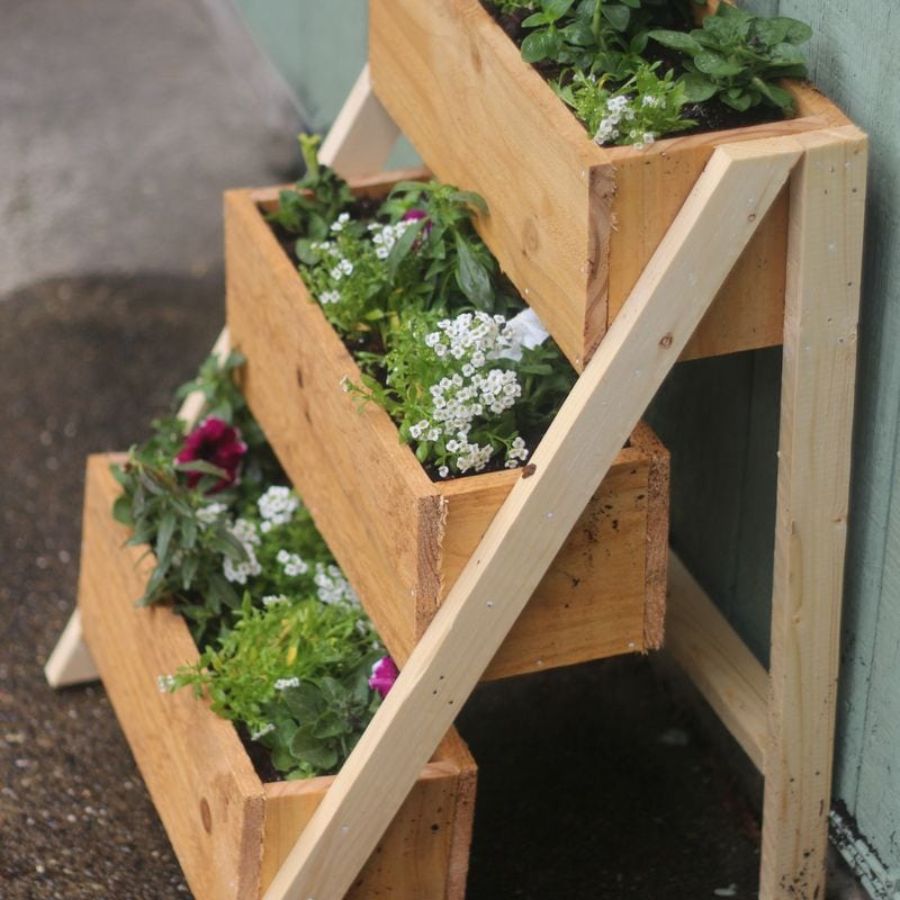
left=0, top=274, right=771, bottom=899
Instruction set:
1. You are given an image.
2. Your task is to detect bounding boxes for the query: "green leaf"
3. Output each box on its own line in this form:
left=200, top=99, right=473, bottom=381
left=679, top=72, right=718, bottom=103
left=282, top=682, right=324, bottom=719
left=694, top=51, right=745, bottom=77
left=454, top=233, right=493, bottom=310
left=112, top=495, right=133, bottom=526
left=174, top=459, right=228, bottom=479
left=386, top=216, right=426, bottom=277
left=290, top=729, right=338, bottom=771
left=295, top=239, right=319, bottom=265
left=155, top=511, right=176, bottom=564
left=648, top=29, right=702, bottom=54
left=521, top=29, right=563, bottom=63
left=753, top=78, right=794, bottom=111
left=601, top=4, right=630, bottom=32
left=540, top=0, right=575, bottom=20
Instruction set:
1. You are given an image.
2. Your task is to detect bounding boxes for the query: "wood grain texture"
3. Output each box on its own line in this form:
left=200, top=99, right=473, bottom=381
left=667, top=552, right=768, bottom=771
left=77, top=455, right=476, bottom=900
left=226, top=177, right=669, bottom=681
left=760, top=127, right=867, bottom=900
left=369, top=0, right=849, bottom=369
left=261, top=138, right=801, bottom=900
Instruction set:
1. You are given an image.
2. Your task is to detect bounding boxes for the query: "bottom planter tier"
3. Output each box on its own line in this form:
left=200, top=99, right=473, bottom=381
left=77, top=455, right=477, bottom=900
left=226, top=177, right=671, bottom=682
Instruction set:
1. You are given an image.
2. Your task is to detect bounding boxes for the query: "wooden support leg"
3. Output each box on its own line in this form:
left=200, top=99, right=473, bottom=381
left=759, top=129, right=867, bottom=899
left=44, top=64, right=399, bottom=690
left=263, top=138, right=801, bottom=900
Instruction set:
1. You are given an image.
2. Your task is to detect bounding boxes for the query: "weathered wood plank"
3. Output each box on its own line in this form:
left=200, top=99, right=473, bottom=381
left=262, top=138, right=801, bottom=900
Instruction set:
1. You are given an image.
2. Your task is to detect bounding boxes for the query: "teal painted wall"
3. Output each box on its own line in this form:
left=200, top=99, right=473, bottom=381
left=233, top=0, right=900, bottom=879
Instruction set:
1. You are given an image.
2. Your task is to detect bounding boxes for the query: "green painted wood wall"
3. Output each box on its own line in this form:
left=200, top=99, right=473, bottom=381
left=233, top=0, right=900, bottom=882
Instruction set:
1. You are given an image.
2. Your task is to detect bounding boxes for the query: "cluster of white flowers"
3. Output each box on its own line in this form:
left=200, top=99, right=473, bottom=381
left=156, top=674, right=176, bottom=693
left=196, top=502, right=227, bottom=526
left=505, top=436, right=529, bottom=469
left=262, top=594, right=289, bottom=607
left=277, top=549, right=309, bottom=577
left=223, top=518, right=262, bottom=585
left=329, top=258, right=354, bottom=281
left=274, top=676, right=300, bottom=691
left=250, top=723, right=275, bottom=740
left=413, top=310, right=544, bottom=476
left=368, top=219, right=413, bottom=260
left=330, top=212, right=351, bottom=233
left=258, top=485, right=300, bottom=533
left=314, top=562, right=359, bottom=606
left=320, top=290, right=340, bottom=305
left=595, top=93, right=657, bottom=149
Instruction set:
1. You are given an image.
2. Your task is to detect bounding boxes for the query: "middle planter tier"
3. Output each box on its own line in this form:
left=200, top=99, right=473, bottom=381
left=225, top=173, right=669, bottom=681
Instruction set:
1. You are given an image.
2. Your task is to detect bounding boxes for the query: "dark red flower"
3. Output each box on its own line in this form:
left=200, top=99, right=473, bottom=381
left=402, top=208, right=432, bottom=249
left=175, top=417, right=247, bottom=492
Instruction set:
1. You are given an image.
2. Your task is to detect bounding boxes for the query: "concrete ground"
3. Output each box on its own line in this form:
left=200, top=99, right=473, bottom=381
left=0, top=1, right=867, bottom=898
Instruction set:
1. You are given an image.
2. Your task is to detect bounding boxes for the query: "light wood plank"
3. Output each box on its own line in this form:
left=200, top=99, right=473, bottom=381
left=759, top=127, right=868, bottom=900
left=666, top=551, right=768, bottom=771
left=319, top=64, right=400, bottom=180
left=263, top=138, right=801, bottom=900
left=43, top=609, right=99, bottom=688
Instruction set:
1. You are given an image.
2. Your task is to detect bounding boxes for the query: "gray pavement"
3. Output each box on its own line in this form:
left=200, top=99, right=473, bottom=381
left=0, top=0, right=303, bottom=296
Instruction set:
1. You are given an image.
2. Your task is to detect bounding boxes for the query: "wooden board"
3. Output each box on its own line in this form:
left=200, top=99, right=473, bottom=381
left=369, top=0, right=850, bottom=369
left=225, top=175, right=670, bottom=681
left=77, top=455, right=476, bottom=900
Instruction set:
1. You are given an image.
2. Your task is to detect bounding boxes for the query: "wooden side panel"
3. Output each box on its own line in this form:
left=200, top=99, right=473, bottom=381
left=369, top=0, right=598, bottom=368
left=225, top=189, right=440, bottom=659
left=438, top=442, right=667, bottom=680
left=77, top=456, right=266, bottom=900
left=261, top=733, right=476, bottom=899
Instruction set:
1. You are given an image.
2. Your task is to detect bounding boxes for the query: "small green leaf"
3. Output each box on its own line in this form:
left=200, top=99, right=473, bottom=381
left=454, top=233, right=493, bottom=310
left=521, top=29, right=563, bottom=63
left=155, top=511, right=176, bottom=564
left=648, top=29, right=703, bottom=54
left=601, top=4, right=630, bottom=32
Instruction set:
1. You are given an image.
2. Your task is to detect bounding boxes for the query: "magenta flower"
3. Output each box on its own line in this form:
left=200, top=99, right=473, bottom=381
left=402, top=208, right=431, bottom=248
left=368, top=656, right=399, bottom=699
left=175, top=417, right=247, bottom=492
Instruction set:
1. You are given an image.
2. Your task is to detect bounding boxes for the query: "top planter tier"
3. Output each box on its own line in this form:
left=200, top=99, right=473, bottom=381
left=369, top=0, right=850, bottom=369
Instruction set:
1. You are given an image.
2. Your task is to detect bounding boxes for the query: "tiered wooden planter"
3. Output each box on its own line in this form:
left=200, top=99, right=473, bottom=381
left=225, top=174, right=670, bottom=682
left=368, top=0, right=851, bottom=369
left=77, top=455, right=477, bottom=900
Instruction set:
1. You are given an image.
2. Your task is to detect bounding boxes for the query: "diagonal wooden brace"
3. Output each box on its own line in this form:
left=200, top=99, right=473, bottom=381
left=263, top=137, right=802, bottom=900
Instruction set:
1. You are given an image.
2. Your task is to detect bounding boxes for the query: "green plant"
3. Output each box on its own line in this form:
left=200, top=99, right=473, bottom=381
left=166, top=593, right=383, bottom=777
left=555, top=63, right=695, bottom=144
left=649, top=4, right=811, bottom=112
left=267, top=134, right=354, bottom=240
left=492, top=0, right=536, bottom=12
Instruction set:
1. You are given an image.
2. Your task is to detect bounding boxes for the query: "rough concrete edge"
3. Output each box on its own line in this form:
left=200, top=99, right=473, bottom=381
left=830, top=808, right=900, bottom=900
left=195, top=0, right=311, bottom=131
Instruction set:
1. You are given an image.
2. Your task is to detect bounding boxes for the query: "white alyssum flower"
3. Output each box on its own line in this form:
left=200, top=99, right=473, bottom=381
left=505, top=435, right=530, bottom=468
left=329, top=212, right=351, bottom=233
left=258, top=486, right=300, bottom=529
left=314, top=562, right=359, bottom=606
left=276, top=549, right=309, bottom=577
left=274, top=677, right=300, bottom=691
left=196, top=502, right=227, bottom=526
left=250, top=723, right=275, bottom=740
left=320, top=290, right=341, bottom=305
left=634, top=131, right=657, bottom=150
left=222, top=518, right=262, bottom=585
left=594, top=93, right=637, bottom=145
left=496, top=307, right=550, bottom=362
left=262, top=594, right=289, bottom=607
left=157, top=674, right=176, bottom=693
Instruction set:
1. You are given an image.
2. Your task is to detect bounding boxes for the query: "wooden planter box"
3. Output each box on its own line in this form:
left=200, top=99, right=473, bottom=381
left=368, top=0, right=851, bottom=369
left=225, top=173, right=670, bottom=682
left=77, top=455, right=477, bottom=900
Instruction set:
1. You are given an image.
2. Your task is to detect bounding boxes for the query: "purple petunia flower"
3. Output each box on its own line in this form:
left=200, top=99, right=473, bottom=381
left=175, top=417, right=247, bottom=492
left=368, top=656, right=399, bottom=699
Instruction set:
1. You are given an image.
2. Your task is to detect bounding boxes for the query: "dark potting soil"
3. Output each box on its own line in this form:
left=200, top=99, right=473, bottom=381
left=479, top=0, right=788, bottom=139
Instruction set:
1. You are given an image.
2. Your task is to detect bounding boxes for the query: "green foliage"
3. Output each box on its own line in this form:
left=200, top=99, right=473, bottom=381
left=266, top=134, right=354, bottom=240
left=555, top=63, right=695, bottom=144
left=296, top=179, right=517, bottom=348
left=168, top=594, right=382, bottom=778
left=492, top=0, right=536, bottom=13
left=649, top=4, right=811, bottom=112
